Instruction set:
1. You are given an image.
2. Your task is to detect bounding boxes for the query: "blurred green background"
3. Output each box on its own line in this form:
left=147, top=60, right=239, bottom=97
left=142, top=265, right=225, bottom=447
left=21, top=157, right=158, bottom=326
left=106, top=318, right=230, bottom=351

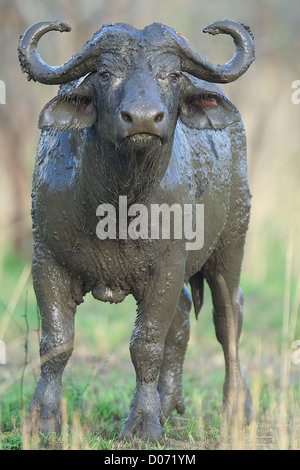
left=0, top=0, right=299, bottom=448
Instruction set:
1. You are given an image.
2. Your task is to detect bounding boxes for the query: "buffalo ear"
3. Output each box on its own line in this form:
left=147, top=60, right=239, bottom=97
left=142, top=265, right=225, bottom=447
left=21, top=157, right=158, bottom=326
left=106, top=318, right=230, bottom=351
left=39, top=74, right=97, bottom=130
left=179, top=77, right=240, bottom=130
left=39, top=95, right=97, bottom=130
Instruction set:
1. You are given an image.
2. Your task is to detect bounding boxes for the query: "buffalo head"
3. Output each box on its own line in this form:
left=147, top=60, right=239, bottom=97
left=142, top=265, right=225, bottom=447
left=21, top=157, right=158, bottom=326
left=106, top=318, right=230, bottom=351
left=18, top=21, right=255, bottom=151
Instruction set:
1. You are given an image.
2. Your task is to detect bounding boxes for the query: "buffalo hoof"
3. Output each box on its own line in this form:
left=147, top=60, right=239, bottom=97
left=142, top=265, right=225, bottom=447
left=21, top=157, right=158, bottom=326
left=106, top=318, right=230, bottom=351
left=119, top=411, right=163, bottom=442
left=21, top=407, right=61, bottom=438
left=119, top=386, right=164, bottom=442
left=159, top=387, right=185, bottom=418
left=221, top=372, right=253, bottom=425
left=20, top=378, right=62, bottom=437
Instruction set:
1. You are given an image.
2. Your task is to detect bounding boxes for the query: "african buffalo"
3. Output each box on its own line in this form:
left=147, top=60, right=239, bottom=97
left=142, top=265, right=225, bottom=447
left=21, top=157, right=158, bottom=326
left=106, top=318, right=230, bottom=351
left=18, top=19, right=255, bottom=441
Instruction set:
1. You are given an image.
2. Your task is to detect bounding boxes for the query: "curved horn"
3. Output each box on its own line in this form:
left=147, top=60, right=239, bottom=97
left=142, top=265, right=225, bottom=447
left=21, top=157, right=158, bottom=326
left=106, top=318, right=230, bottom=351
left=172, top=20, right=255, bottom=83
left=18, top=21, right=102, bottom=84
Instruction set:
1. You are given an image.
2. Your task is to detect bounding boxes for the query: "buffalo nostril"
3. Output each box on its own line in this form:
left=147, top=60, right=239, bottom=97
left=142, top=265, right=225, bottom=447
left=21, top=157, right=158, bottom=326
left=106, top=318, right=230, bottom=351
left=154, top=112, right=164, bottom=124
left=121, top=111, right=133, bottom=123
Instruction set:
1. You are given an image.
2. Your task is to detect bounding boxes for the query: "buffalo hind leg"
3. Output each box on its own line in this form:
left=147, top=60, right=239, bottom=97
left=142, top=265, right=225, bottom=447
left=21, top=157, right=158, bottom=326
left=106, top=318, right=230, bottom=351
left=158, top=286, right=191, bottom=418
left=204, top=241, right=252, bottom=425
left=21, top=246, right=76, bottom=437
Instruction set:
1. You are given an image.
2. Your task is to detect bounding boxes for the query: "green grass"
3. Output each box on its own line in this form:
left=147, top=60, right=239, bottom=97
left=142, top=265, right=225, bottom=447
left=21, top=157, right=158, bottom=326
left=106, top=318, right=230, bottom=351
left=0, top=239, right=299, bottom=450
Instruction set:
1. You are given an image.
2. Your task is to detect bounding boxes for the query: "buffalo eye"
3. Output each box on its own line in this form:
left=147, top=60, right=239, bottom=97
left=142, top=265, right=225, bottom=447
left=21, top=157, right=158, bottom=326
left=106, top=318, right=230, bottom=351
left=99, top=71, right=111, bottom=81
left=170, top=73, right=180, bottom=82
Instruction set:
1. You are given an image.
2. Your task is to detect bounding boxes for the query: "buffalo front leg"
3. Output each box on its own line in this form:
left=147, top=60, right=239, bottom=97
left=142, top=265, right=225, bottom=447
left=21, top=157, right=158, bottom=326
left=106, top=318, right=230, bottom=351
left=158, top=286, right=191, bottom=418
left=203, top=240, right=252, bottom=425
left=119, top=263, right=185, bottom=442
left=21, top=246, right=76, bottom=436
